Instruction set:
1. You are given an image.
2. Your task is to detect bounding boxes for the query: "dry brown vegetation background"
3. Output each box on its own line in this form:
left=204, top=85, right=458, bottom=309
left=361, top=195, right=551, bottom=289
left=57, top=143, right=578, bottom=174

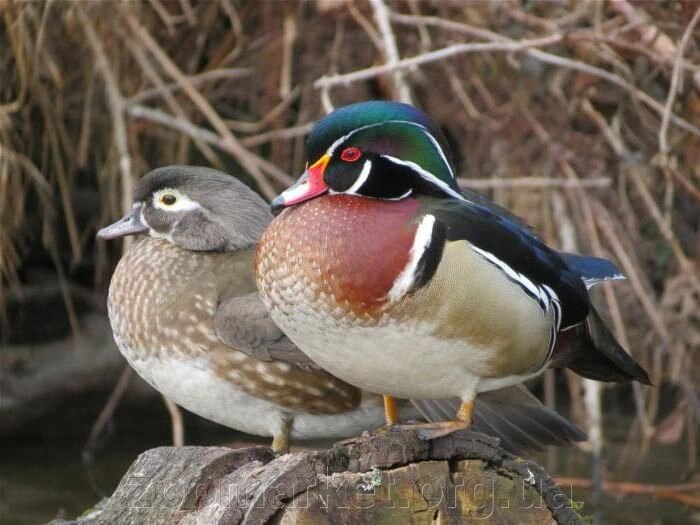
left=1, top=0, right=699, bottom=509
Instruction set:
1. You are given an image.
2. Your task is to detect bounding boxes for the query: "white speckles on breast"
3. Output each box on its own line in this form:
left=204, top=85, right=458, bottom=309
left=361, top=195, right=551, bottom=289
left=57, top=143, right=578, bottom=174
left=107, top=237, right=386, bottom=439
left=108, top=238, right=237, bottom=363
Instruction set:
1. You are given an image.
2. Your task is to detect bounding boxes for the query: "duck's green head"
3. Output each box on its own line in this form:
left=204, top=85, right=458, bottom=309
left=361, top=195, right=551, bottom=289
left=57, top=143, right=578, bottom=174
left=272, top=101, right=461, bottom=211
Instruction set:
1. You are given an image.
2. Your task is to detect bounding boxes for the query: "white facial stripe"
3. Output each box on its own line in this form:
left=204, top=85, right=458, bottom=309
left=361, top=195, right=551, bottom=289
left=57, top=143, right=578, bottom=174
left=381, top=155, right=469, bottom=202
left=326, top=121, right=402, bottom=156
left=134, top=201, right=148, bottom=228
left=138, top=204, right=149, bottom=229
left=153, top=188, right=201, bottom=212
left=328, top=120, right=425, bottom=155
left=417, top=128, right=454, bottom=179
left=388, top=188, right=413, bottom=200
left=345, top=160, right=373, bottom=195
left=388, top=214, right=436, bottom=302
left=326, top=120, right=453, bottom=181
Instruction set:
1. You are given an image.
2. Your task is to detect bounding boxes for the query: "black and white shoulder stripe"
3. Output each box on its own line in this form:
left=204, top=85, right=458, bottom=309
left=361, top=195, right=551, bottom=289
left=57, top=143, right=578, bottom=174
left=387, top=214, right=445, bottom=302
left=470, top=245, right=562, bottom=363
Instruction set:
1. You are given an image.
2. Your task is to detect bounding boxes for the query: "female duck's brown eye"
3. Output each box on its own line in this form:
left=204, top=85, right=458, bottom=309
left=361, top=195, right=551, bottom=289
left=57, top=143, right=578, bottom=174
left=340, top=147, right=361, bottom=162
left=161, top=194, right=177, bottom=206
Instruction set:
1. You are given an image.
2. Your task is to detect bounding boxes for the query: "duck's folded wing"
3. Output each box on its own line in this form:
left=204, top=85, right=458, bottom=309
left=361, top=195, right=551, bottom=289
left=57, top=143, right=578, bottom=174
left=214, top=292, right=319, bottom=369
left=427, top=198, right=590, bottom=328
left=411, top=385, right=586, bottom=455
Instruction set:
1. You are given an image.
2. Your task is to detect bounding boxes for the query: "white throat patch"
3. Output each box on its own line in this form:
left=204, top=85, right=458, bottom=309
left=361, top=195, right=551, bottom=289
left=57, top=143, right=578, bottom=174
left=345, top=160, right=373, bottom=195
left=381, top=155, right=467, bottom=202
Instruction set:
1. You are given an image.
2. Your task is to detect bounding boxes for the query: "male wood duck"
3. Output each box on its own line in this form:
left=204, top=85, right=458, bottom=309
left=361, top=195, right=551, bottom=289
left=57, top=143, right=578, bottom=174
left=256, top=101, right=651, bottom=439
left=97, top=166, right=391, bottom=453
left=99, top=165, right=586, bottom=455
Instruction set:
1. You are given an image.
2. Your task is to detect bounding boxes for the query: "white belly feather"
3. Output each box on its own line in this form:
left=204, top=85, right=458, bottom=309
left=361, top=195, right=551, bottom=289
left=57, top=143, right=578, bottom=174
left=268, top=312, right=540, bottom=402
left=123, top=352, right=385, bottom=440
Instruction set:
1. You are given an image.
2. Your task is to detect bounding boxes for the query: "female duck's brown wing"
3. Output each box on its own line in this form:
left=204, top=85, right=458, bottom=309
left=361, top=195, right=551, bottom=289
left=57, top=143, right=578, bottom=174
left=214, top=291, right=320, bottom=369
left=213, top=291, right=363, bottom=414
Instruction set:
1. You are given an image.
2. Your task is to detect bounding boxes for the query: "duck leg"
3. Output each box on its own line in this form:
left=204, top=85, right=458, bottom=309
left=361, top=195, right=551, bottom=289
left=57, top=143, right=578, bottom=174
left=392, top=399, right=474, bottom=441
left=383, top=395, right=400, bottom=425
left=271, top=419, right=291, bottom=454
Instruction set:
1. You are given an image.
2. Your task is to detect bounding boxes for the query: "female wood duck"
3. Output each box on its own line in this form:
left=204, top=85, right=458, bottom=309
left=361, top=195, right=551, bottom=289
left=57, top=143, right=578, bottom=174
left=98, top=166, right=390, bottom=453
left=256, top=101, right=651, bottom=439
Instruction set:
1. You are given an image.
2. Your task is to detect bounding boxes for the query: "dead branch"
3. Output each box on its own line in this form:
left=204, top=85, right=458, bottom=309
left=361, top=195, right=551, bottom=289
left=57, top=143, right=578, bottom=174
left=389, top=12, right=700, bottom=138
left=369, top=0, right=412, bottom=103
left=77, top=6, right=133, bottom=216
left=126, top=103, right=294, bottom=187
left=121, top=6, right=278, bottom=199
left=314, top=34, right=565, bottom=89
left=458, top=176, right=612, bottom=189
left=658, top=6, right=700, bottom=157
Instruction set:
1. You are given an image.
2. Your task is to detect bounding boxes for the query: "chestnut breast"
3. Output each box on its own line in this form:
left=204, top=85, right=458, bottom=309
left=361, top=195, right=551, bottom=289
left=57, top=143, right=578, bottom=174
left=256, top=195, right=420, bottom=318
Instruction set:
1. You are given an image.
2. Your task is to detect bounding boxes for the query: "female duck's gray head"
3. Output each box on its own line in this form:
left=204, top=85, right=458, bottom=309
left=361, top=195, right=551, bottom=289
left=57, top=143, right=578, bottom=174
left=97, top=166, right=272, bottom=252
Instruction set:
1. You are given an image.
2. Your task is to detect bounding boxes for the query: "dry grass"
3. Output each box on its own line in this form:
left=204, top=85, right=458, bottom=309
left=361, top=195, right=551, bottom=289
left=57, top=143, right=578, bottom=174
left=1, top=0, right=698, bottom=474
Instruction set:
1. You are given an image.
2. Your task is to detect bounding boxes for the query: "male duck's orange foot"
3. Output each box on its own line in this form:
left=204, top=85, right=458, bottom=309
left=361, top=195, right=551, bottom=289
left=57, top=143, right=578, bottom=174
left=391, top=420, right=471, bottom=441
left=394, top=399, right=474, bottom=440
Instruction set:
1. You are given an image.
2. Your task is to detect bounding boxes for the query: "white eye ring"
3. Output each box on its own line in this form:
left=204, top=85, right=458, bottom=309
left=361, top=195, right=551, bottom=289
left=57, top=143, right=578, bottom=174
left=153, top=188, right=201, bottom=212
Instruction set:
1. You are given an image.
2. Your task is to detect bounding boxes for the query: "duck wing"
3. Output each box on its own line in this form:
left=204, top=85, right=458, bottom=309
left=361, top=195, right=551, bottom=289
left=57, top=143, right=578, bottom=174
left=214, top=291, right=320, bottom=370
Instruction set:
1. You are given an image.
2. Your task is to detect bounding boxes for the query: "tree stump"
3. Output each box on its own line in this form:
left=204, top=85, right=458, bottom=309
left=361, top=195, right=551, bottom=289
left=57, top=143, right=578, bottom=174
left=54, top=430, right=584, bottom=524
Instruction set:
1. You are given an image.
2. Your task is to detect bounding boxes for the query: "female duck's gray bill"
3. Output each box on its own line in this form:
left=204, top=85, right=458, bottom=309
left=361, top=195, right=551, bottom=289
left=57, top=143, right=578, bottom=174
left=97, top=206, right=148, bottom=240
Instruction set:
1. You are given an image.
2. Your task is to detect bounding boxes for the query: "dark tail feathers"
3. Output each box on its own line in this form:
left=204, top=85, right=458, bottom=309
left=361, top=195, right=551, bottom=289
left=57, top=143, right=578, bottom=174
left=559, top=252, right=625, bottom=288
left=558, top=305, right=652, bottom=385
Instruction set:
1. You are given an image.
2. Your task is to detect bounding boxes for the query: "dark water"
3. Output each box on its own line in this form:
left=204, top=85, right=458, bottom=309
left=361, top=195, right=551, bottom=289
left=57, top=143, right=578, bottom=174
left=0, top=393, right=258, bottom=525
left=0, top=393, right=695, bottom=525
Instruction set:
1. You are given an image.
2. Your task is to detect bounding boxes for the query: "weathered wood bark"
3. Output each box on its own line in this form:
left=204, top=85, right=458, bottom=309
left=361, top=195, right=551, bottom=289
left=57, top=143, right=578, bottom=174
left=52, top=430, right=584, bottom=524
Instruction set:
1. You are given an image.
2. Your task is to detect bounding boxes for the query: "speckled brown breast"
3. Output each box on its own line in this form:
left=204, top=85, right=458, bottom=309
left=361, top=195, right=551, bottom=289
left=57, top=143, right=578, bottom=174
left=256, top=195, right=420, bottom=319
left=108, top=237, right=360, bottom=415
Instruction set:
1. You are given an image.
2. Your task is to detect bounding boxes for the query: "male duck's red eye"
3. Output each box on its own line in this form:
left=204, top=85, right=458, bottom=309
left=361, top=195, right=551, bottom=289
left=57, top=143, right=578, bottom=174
left=340, top=147, right=361, bottom=162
